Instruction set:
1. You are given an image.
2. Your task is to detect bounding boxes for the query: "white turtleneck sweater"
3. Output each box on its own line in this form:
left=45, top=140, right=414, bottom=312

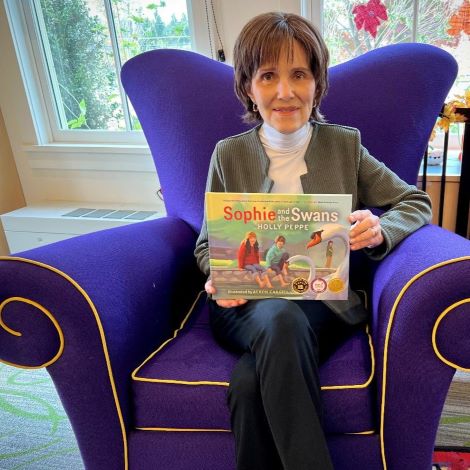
left=258, top=122, right=312, bottom=194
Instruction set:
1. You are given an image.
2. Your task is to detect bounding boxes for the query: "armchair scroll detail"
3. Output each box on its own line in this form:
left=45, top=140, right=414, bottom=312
left=0, top=217, right=203, bottom=470
left=433, top=298, right=470, bottom=372
left=0, top=293, right=64, bottom=369
left=371, top=225, right=470, bottom=469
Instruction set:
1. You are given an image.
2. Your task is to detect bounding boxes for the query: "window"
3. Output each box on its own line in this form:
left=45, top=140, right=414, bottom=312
left=323, top=0, right=469, bottom=94
left=8, top=1, right=468, bottom=147
left=26, top=0, right=192, bottom=134
left=6, top=0, right=209, bottom=144
left=321, top=0, right=469, bottom=170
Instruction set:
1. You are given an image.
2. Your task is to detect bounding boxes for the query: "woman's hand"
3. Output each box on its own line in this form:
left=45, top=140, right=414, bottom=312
left=349, top=209, right=384, bottom=251
left=205, top=278, right=248, bottom=308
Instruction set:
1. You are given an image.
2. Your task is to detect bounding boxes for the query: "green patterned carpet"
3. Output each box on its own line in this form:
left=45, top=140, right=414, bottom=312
left=0, top=363, right=83, bottom=470
left=0, top=362, right=469, bottom=469
left=435, top=371, right=470, bottom=448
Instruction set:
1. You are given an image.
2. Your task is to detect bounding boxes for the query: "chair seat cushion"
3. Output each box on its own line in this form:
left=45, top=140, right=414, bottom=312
left=132, top=293, right=375, bottom=434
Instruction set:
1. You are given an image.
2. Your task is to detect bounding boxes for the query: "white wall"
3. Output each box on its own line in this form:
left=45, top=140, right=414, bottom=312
left=216, top=0, right=302, bottom=64
left=0, top=108, right=26, bottom=255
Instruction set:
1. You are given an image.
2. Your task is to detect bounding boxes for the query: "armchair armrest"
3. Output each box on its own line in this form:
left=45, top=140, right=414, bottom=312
left=370, top=224, right=470, bottom=469
left=0, top=217, right=204, bottom=470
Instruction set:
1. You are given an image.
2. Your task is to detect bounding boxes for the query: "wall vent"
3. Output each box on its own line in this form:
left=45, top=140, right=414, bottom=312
left=62, top=208, right=158, bottom=221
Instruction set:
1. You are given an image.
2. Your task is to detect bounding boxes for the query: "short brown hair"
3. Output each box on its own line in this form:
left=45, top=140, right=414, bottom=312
left=233, top=12, right=329, bottom=123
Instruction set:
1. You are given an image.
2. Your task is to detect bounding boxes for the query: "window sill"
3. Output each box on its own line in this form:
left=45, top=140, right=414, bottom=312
left=23, top=143, right=155, bottom=173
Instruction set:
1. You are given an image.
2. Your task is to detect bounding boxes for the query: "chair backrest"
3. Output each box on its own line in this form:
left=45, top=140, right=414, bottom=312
left=121, top=44, right=457, bottom=233
left=323, top=43, right=457, bottom=183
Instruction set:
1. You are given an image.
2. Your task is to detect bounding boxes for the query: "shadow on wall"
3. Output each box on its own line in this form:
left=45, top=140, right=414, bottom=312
left=0, top=108, right=25, bottom=255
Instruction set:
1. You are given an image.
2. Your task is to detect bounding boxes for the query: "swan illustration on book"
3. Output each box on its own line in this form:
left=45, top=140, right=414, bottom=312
left=287, top=223, right=349, bottom=300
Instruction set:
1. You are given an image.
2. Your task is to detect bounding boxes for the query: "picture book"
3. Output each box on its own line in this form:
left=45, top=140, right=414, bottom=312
left=206, top=192, right=353, bottom=300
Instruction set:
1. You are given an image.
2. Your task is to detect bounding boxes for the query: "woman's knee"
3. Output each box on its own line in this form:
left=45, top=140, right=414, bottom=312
left=261, top=299, right=309, bottom=335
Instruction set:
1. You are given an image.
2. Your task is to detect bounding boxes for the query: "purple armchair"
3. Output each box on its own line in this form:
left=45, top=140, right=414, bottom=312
left=1, top=44, right=469, bottom=470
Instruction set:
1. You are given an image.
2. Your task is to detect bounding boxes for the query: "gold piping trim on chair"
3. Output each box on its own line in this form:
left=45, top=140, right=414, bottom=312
left=138, top=378, right=230, bottom=386
left=135, top=427, right=377, bottom=435
left=321, top=324, right=375, bottom=390
left=0, top=297, right=65, bottom=369
left=133, top=292, right=375, bottom=391
left=136, top=427, right=231, bottom=432
left=432, top=298, right=470, bottom=372
left=130, top=291, right=229, bottom=384
left=345, top=430, right=376, bottom=435
left=380, top=256, right=470, bottom=470
left=0, top=256, right=129, bottom=470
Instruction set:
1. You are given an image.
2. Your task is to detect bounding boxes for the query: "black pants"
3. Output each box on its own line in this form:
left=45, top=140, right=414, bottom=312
left=209, top=298, right=357, bottom=470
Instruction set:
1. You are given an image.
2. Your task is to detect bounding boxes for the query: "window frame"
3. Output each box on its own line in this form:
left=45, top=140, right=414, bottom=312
left=301, top=0, right=323, bottom=33
left=5, top=0, right=211, bottom=146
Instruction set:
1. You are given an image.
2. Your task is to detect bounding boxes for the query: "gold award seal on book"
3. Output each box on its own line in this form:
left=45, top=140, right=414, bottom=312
left=328, top=278, right=345, bottom=293
left=292, top=278, right=309, bottom=294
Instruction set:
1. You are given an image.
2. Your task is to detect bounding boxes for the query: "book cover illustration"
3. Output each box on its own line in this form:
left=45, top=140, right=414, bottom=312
left=206, top=192, right=353, bottom=300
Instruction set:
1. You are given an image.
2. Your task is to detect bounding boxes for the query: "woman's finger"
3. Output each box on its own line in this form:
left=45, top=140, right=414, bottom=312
left=216, top=298, right=248, bottom=308
left=205, top=279, right=216, bottom=294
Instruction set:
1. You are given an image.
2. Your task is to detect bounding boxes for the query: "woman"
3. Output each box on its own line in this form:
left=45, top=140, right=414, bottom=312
left=238, top=231, right=272, bottom=288
left=194, top=11, right=431, bottom=470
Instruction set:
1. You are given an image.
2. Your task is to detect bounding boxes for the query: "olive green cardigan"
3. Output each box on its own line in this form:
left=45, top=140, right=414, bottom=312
left=195, top=122, right=432, bottom=324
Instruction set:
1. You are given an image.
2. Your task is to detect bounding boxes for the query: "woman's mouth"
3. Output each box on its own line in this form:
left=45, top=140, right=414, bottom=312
left=273, top=106, right=298, bottom=114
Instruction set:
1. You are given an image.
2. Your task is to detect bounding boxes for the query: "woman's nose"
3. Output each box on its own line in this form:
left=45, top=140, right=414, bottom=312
left=277, top=77, right=294, bottom=99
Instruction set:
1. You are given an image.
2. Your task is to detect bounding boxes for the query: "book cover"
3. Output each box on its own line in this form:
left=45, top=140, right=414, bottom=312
left=206, top=192, right=352, bottom=300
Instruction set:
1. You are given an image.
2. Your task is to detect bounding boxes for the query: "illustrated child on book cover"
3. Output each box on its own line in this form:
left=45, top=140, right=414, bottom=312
left=238, top=231, right=272, bottom=289
left=265, top=235, right=290, bottom=287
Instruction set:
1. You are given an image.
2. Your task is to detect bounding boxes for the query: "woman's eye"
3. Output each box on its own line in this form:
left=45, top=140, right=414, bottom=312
left=261, top=72, right=274, bottom=81
left=294, top=71, right=305, bottom=79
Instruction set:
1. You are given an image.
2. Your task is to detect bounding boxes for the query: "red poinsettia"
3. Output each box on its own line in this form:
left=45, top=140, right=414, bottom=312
left=352, top=0, right=388, bottom=38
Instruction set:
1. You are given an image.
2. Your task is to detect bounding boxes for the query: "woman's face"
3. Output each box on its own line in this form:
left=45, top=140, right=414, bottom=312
left=247, top=40, right=316, bottom=134
left=248, top=236, right=257, bottom=245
